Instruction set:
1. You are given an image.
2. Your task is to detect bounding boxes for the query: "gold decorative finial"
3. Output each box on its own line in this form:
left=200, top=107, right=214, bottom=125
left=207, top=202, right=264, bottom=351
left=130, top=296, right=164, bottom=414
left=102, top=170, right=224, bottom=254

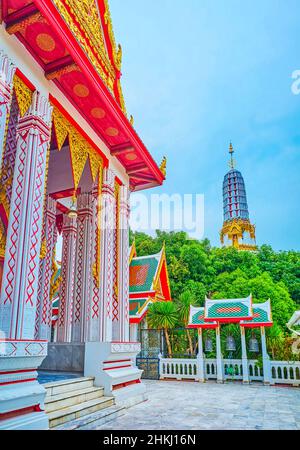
left=116, top=43, right=122, bottom=70
left=160, top=156, right=167, bottom=177
left=130, top=115, right=134, bottom=126
left=228, top=142, right=236, bottom=170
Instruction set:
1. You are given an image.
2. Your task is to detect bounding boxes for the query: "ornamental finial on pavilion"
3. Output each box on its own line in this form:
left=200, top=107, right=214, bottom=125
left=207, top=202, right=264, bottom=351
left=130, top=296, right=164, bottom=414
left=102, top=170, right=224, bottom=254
left=160, top=156, right=167, bottom=177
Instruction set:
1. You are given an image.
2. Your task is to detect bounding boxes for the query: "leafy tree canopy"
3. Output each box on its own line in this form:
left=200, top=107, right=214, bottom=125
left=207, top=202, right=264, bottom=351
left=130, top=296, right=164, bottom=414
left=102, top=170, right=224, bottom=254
left=131, top=231, right=299, bottom=335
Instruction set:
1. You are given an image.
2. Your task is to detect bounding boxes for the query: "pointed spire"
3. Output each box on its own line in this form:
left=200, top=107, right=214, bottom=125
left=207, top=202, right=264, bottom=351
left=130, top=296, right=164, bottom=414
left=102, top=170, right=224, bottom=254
left=228, top=142, right=236, bottom=170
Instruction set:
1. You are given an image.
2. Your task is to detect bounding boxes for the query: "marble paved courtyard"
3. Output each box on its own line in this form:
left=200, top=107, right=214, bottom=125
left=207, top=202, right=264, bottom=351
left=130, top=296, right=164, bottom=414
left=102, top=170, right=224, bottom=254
left=98, top=380, right=300, bottom=430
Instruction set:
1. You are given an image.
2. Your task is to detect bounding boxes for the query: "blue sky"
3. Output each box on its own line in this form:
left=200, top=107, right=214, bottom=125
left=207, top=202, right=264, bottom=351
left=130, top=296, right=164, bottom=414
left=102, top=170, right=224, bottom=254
left=110, top=0, right=300, bottom=251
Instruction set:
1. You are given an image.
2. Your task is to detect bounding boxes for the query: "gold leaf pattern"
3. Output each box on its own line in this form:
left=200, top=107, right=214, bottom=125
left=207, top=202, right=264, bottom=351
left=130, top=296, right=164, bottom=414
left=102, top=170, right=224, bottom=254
left=13, top=75, right=33, bottom=117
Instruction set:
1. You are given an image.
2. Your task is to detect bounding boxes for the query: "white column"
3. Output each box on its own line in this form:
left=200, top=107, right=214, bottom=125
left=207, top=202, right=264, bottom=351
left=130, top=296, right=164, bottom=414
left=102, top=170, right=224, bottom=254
left=197, top=328, right=205, bottom=382
left=116, top=185, right=130, bottom=342
left=35, top=196, right=57, bottom=341
left=0, top=51, right=16, bottom=169
left=130, top=323, right=139, bottom=342
left=240, top=326, right=250, bottom=384
left=261, top=326, right=272, bottom=385
left=0, top=92, right=52, bottom=340
left=216, top=324, right=224, bottom=383
left=71, top=193, right=93, bottom=342
left=99, top=168, right=115, bottom=342
left=56, top=215, right=77, bottom=342
left=88, top=183, right=101, bottom=341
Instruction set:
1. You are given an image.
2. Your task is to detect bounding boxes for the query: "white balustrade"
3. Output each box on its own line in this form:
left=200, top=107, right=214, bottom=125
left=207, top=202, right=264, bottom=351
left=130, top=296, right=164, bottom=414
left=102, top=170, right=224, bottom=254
left=223, top=359, right=243, bottom=380
left=158, top=356, right=300, bottom=385
left=248, top=360, right=264, bottom=381
left=159, top=358, right=198, bottom=380
left=270, top=361, right=300, bottom=386
left=205, top=359, right=217, bottom=379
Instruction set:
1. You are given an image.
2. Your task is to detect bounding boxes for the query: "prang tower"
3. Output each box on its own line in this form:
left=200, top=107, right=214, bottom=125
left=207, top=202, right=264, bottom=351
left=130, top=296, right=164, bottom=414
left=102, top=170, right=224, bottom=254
left=220, top=143, right=257, bottom=251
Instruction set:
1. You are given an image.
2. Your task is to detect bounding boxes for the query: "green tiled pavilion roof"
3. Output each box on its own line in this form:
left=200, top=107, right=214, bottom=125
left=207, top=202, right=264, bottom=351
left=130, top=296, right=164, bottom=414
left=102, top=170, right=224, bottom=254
left=188, top=306, right=218, bottom=328
left=240, top=300, right=272, bottom=327
left=205, top=295, right=252, bottom=322
left=129, top=254, right=160, bottom=293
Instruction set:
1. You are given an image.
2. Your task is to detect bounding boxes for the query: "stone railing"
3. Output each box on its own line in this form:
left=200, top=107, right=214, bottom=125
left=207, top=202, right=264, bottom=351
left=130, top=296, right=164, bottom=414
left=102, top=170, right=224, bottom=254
left=270, top=360, right=300, bottom=386
left=158, top=355, right=300, bottom=386
left=159, top=357, right=198, bottom=380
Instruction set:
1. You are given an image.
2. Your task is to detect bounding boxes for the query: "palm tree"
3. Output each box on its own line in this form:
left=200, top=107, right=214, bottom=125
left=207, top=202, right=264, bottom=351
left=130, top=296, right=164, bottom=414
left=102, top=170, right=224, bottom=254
left=147, top=301, right=177, bottom=357
left=177, top=291, right=195, bottom=355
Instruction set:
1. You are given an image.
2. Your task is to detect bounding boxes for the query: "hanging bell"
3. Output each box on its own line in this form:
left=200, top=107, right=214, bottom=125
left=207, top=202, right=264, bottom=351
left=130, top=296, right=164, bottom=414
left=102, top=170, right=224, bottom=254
left=68, top=195, right=77, bottom=219
left=249, top=335, right=259, bottom=353
left=226, top=335, right=236, bottom=351
left=204, top=337, right=213, bottom=352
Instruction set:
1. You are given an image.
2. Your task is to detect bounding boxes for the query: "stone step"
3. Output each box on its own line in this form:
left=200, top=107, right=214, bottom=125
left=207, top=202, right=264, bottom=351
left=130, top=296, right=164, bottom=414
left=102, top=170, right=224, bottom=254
left=45, top=377, right=94, bottom=396
left=45, top=386, right=104, bottom=413
left=48, top=396, right=115, bottom=428
left=53, top=405, right=126, bottom=430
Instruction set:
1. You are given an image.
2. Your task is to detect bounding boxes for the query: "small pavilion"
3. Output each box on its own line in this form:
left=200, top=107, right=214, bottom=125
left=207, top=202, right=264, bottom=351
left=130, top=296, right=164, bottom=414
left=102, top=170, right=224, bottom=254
left=188, top=295, right=273, bottom=384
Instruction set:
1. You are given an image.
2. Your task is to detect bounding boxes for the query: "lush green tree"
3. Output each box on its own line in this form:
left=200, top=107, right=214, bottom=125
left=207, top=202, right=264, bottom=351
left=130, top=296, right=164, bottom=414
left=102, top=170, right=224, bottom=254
left=131, top=230, right=299, bottom=357
left=147, top=302, right=178, bottom=357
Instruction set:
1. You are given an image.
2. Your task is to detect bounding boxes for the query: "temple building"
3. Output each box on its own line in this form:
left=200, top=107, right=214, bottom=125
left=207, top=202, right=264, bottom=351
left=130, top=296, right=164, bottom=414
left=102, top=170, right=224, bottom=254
left=220, top=143, right=257, bottom=251
left=49, top=242, right=172, bottom=344
left=0, top=0, right=165, bottom=430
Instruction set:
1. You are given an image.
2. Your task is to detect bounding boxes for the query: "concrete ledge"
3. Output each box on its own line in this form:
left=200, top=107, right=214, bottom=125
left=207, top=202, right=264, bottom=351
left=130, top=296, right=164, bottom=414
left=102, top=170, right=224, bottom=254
left=40, top=343, right=85, bottom=373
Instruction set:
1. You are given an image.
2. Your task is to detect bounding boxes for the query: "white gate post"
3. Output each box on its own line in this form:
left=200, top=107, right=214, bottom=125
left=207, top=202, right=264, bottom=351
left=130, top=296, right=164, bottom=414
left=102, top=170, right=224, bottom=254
left=240, top=326, right=250, bottom=384
left=197, top=328, right=205, bottom=382
left=216, top=324, right=224, bottom=383
left=261, top=326, right=272, bottom=385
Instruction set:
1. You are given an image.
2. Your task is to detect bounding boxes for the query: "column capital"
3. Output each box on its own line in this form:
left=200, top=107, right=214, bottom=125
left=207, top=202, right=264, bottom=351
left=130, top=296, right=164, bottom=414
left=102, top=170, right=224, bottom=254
left=0, top=50, right=16, bottom=88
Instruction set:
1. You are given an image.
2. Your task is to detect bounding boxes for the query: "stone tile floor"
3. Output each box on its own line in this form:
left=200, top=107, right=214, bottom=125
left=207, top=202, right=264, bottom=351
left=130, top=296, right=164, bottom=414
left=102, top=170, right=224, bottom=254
left=38, top=370, right=81, bottom=384
left=97, top=380, right=300, bottom=430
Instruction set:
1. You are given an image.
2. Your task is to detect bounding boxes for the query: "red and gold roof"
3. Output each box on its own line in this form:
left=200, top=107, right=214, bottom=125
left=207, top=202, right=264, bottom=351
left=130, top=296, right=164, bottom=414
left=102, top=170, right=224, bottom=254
left=1, top=0, right=165, bottom=191
left=129, top=245, right=172, bottom=323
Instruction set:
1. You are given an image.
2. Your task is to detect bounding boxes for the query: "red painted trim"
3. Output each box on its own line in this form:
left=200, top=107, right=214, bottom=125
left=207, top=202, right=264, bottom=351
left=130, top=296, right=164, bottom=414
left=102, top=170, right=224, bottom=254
left=49, top=95, right=109, bottom=167
left=0, top=378, right=36, bottom=386
left=0, top=404, right=42, bottom=421
left=0, top=369, right=35, bottom=375
left=241, top=322, right=273, bottom=328
left=129, top=292, right=156, bottom=299
left=103, top=364, right=131, bottom=371
left=205, top=316, right=252, bottom=323
left=130, top=310, right=148, bottom=324
left=103, top=359, right=131, bottom=364
left=0, top=339, right=47, bottom=342
left=112, top=379, right=141, bottom=391
left=15, top=68, right=35, bottom=91
left=187, top=324, right=218, bottom=329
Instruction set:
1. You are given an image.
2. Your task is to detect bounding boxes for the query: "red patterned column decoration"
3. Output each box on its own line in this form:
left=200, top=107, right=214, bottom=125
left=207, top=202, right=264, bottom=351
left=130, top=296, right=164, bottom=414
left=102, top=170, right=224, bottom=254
left=117, top=186, right=130, bottom=342
left=71, top=192, right=93, bottom=343
left=88, top=181, right=101, bottom=341
left=111, top=182, right=119, bottom=340
left=0, top=51, right=16, bottom=169
left=99, top=168, right=116, bottom=342
left=56, top=215, right=77, bottom=342
left=0, top=91, right=52, bottom=340
left=34, top=196, right=57, bottom=340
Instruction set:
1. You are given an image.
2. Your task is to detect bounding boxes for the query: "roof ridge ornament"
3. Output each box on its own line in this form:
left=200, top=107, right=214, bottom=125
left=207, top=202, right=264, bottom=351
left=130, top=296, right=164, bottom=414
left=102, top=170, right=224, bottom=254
left=160, top=156, right=167, bottom=177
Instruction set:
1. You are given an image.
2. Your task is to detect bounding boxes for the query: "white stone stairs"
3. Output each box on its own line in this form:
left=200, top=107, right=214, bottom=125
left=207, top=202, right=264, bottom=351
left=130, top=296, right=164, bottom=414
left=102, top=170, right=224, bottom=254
left=44, top=376, right=125, bottom=429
